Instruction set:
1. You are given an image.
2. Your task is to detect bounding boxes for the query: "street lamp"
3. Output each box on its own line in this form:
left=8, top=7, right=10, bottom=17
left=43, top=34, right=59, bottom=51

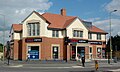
left=108, top=10, right=117, bottom=64
left=0, top=14, right=5, bottom=62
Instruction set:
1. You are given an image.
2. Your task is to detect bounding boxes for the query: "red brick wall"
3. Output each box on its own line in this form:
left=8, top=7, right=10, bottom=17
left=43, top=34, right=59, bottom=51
left=13, top=40, right=19, bottom=60
left=85, top=46, right=89, bottom=59
left=22, top=37, right=64, bottom=60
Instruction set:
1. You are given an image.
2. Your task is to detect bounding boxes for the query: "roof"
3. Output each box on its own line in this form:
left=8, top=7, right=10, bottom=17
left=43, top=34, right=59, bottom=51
left=12, top=24, right=22, bottom=32
left=42, top=13, right=77, bottom=29
left=12, top=11, right=107, bottom=34
left=89, top=25, right=107, bottom=34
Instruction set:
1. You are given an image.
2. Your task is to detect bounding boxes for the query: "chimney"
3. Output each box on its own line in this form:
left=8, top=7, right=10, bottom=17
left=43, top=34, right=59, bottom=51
left=61, top=8, right=66, bottom=16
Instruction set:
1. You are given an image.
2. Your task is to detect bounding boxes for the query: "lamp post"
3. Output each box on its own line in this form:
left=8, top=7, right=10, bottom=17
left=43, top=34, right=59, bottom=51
left=0, top=14, right=5, bottom=62
left=108, top=10, right=117, bottom=64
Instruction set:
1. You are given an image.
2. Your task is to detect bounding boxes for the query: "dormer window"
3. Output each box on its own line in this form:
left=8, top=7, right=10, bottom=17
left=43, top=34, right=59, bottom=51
left=27, top=22, right=40, bottom=36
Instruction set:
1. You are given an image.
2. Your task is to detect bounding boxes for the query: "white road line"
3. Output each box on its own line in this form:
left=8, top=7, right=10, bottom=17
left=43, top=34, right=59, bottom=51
left=26, top=66, right=84, bottom=69
left=109, top=69, right=120, bottom=71
left=9, top=65, right=23, bottom=67
left=28, top=67, right=71, bottom=69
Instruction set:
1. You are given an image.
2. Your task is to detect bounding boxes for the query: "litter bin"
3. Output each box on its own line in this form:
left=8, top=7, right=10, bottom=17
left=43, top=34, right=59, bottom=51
left=95, top=60, right=98, bottom=71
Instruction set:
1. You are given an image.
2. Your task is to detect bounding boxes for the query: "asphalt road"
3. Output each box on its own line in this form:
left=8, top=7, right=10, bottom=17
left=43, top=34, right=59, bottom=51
left=0, top=60, right=120, bottom=72
left=0, top=65, right=120, bottom=72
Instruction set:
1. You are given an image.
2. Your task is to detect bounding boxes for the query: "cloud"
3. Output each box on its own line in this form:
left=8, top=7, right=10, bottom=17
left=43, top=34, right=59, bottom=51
left=93, top=18, right=120, bottom=37
left=92, top=0, right=120, bottom=39
left=105, top=0, right=120, bottom=16
left=0, top=0, right=53, bottom=44
left=85, top=17, right=101, bottom=22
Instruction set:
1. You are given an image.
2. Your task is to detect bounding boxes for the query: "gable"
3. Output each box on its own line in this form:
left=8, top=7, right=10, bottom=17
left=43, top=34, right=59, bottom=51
left=67, top=18, right=88, bottom=31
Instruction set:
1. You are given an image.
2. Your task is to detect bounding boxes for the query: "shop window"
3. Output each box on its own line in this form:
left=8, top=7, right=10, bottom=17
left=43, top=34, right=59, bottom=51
left=71, top=46, right=76, bottom=59
left=27, top=22, right=40, bottom=36
left=27, top=46, right=39, bottom=60
left=52, top=46, right=59, bottom=59
left=102, top=48, right=105, bottom=58
left=97, top=47, right=101, bottom=58
left=52, top=30, right=59, bottom=37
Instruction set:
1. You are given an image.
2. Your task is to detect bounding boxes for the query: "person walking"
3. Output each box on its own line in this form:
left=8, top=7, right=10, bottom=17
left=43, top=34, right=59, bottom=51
left=26, top=53, right=30, bottom=62
left=81, top=56, right=85, bottom=67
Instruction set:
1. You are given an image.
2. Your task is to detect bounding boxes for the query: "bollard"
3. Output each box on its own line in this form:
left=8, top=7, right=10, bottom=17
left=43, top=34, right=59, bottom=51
left=95, top=60, right=98, bottom=71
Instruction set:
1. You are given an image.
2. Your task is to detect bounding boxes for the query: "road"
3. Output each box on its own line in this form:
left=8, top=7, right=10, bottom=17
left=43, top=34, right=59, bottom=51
left=0, top=60, right=120, bottom=72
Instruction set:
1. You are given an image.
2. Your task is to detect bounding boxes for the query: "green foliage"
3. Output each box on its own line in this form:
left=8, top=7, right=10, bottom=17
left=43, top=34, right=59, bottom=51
left=106, top=34, right=120, bottom=52
left=0, top=43, right=3, bottom=52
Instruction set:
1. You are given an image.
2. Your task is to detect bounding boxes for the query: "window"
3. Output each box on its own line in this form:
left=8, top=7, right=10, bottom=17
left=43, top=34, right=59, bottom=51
left=27, top=22, right=40, bottom=36
left=89, top=47, right=92, bottom=53
left=52, top=46, right=59, bottom=59
left=73, top=30, right=83, bottom=37
left=97, top=47, right=102, bottom=58
left=88, top=33, right=92, bottom=39
left=52, top=30, right=59, bottom=37
left=97, top=34, right=101, bottom=40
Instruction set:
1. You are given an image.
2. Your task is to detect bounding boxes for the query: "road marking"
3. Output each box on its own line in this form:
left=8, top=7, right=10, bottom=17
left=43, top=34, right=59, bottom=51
left=72, top=66, right=84, bottom=68
left=28, top=67, right=71, bottom=69
left=27, top=66, right=84, bottom=69
left=109, top=69, right=120, bottom=71
left=9, top=65, right=23, bottom=67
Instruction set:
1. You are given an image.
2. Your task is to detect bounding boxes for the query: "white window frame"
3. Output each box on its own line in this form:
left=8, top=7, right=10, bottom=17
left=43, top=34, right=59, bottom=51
left=51, top=44, right=60, bottom=60
left=88, top=33, right=92, bottom=39
left=27, top=22, right=40, bottom=36
left=73, top=30, right=83, bottom=38
left=97, top=34, right=101, bottom=40
left=52, top=30, right=59, bottom=37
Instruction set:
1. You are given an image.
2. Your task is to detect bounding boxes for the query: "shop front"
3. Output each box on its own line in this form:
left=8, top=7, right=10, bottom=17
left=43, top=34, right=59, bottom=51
left=70, top=39, right=89, bottom=60
left=27, top=46, right=39, bottom=60
left=25, top=38, right=42, bottom=60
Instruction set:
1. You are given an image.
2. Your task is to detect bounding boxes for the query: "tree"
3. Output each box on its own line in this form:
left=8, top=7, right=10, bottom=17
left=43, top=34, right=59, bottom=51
left=106, top=35, right=120, bottom=52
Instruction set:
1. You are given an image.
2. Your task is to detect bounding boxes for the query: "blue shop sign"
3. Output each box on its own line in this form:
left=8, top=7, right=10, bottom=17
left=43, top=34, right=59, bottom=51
left=29, top=50, right=39, bottom=59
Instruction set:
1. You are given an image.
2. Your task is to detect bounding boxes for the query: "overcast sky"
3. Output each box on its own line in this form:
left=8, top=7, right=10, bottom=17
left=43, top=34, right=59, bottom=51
left=0, top=0, right=120, bottom=44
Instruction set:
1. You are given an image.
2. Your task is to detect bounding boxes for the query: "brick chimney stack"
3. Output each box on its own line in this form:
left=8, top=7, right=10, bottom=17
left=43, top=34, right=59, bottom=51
left=61, top=8, right=66, bottom=16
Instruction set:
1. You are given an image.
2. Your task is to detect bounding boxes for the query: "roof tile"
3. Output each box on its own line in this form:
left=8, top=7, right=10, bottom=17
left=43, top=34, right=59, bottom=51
left=12, top=24, right=22, bottom=32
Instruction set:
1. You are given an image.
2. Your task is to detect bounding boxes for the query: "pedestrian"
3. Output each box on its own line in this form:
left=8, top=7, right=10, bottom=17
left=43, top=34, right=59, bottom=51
left=81, top=56, right=85, bottom=67
left=26, top=53, right=30, bottom=62
left=77, top=53, right=81, bottom=62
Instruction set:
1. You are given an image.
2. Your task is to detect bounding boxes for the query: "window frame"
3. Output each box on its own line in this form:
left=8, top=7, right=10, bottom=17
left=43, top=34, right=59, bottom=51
left=97, top=33, right=101, bottom=40
left=73, top=30, right=83, bottom=38
left=52, top=30, right=59, bottom=37
left=27, top=22, right=40, bottom=37
left=88, top=33, right=92, bottom=39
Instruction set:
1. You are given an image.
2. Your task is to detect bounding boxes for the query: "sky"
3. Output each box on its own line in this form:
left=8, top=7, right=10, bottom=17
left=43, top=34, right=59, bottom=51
left=0, top=0, right=120, bottom=44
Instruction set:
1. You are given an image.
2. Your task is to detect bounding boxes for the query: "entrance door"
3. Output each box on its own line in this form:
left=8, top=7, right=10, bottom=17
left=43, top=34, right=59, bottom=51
left=28, top=46, right=39, bottom=60
left=77, top=47, right=85, bottom=58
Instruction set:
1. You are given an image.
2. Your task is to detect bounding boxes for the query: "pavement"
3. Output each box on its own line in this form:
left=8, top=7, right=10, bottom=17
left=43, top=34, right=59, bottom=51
left=1, top=59, right=120, bottom=72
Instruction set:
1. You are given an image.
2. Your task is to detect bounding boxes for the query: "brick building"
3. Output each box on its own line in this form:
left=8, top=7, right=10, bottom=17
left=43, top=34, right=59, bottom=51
left=9, top=9, right=107, bottom=61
